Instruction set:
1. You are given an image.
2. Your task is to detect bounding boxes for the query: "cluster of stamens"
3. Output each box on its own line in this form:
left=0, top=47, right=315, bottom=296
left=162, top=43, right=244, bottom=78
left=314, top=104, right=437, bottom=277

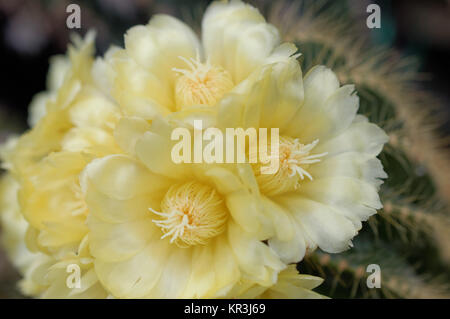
left=150, top=181, right=228, bottom=247
left=173, top=54, right=234, bottom=110
left=253, top=136, right=327, bottom=195
left=282, top=138, right=327, bottom=180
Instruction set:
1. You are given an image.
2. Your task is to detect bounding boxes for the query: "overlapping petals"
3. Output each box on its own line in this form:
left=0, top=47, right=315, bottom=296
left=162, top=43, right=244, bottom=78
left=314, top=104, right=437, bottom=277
left=0, top=0, right=387, bottom=300
left=99, top=0, right=297, bottom=120
left=82, top=116, right=286, bottom=298
left=218, top=65, right=388, bottom=263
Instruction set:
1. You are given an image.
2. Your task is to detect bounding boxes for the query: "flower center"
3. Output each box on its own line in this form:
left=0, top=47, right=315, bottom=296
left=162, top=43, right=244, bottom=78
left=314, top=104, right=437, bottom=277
left=149, top=181, right=228, bottom=247
left=252, top=136, right=327, bottom=196
left=173, top=56, right=234, bottom=110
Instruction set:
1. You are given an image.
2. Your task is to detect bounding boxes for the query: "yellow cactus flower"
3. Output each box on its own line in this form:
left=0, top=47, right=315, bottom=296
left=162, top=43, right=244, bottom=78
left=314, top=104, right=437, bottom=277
left=19, top=151, right=92, bottom=251
left=100, top=0, right=298, bottom=119
left=0, top=0, right=389, bottom=300
left=8, top=32, right=121, bottom=177
left=217, top=65, right=388, bottom=263
left=0, top=171, right=108, bottom=298
left=6, top=33, right=121, bottom=254
left=81, top=116, right=286, bottom=298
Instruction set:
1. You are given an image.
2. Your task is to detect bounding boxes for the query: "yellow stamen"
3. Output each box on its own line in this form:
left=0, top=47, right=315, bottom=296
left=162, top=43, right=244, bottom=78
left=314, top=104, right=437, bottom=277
left=150, top=181, right=228, bottom=247
left=173, top=55, right=234, bottom=110
left=253, top=136, right=327, bottom=196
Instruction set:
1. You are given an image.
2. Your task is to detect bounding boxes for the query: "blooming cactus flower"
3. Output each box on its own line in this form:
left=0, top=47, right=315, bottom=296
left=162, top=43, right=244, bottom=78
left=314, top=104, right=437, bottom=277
left=4, top=33, right=122, bottom=253
left=100, top=0, right=299, bottom=119
left=81, top=116, right=286, bottom=298
left=0, top=0, right=388, bottom=299
left=217, top=65, right=388, bottom=263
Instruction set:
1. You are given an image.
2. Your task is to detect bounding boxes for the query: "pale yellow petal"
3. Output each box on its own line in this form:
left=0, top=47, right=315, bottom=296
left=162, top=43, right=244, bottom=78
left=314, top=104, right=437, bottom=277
left=114, top=117, right=151, bottom=156
left=202, top=0, right=281, bottom=83
left=314, top=116, right=389, bottom=157
left=146, top=248, right=191, bottom=298
left=284, top=65, right=340, bottom=137
left=210, top=234, right=240, bottom=297
left=182, top=242, right=215, bottom=298
left=46, top=54, right=71, bottom=91
left=68, top=91, right=120, bottom=130
left=218, top=58, right=302, bottom=130
left=135, top=129, right=192, bottom=179
left=87, top=214, right=156, bottom=263
left=61, top=127, right=118, bottom=155
left=83, top=182, right=160, bottom=223
left=228, top=221, right=285, bottom=286
left=295, top=85, right=359, bottom=143
left=28, top=92, right=52, bottom=127
left=111, top=54, right=174, bottom=118
left=299, top=177, right=382, bottom=227
left=84, top=154, right=170, bottom=200
left=263, top=197, right=306, bottom=264
left=94, top=243, right=169, bottom=298
left=308, top=152, right=387, bottom=187
left=125, top=14, right=200, bottom=83
left=277, top=196, right=357, bottom=253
